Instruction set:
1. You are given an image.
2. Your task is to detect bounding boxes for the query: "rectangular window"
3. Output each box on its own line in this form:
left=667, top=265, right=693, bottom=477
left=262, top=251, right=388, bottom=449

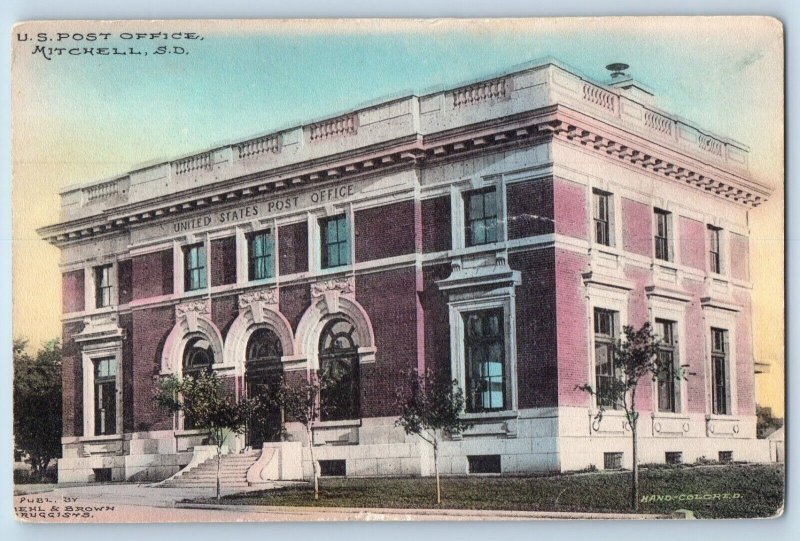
left=719, top=451, right=733, bottom=464
left=594, top=308, right=620, bottom=409
left=318, top=460, right=347, bottom=477
left=708, top=225, right=722, bottom=274
left=467, top=455, right=502, bottom=474
left=654, top=208, right=672, bottom=261
left=183, top=243, right=207, bottom=291
left=656, top=319, right=679, bottom=413
left=465, top=188, right=498, bottom=247
left=711, top=328, right=730, bottom=415
left=593, top=190, right=612, bottom=246
left=94, top=264, right=113, bottom=308
left=94, top=357, right=117, bottom=436
left=320, top=215, right=350, bottom=269
left=665, top=452, right=683, bottom=465
left=248, top=230, right=274, bottom=281
left=463, top=309, right=505, bottom=413
left=604, top=452, right=623, bottom=470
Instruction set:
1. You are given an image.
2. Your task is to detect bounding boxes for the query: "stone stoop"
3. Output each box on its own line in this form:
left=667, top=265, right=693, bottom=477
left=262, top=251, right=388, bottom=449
left=159, top=450, right=261, bottom=489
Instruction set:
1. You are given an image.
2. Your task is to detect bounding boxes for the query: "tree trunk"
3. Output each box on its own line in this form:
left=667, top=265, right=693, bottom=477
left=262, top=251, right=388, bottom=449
left=307, top=425, right=319, bottom=501
left=433, top=439, right=441, bottom=505
left=216, top=446, right=222, bottom=500
left=631, top=422, right=639, bottom=512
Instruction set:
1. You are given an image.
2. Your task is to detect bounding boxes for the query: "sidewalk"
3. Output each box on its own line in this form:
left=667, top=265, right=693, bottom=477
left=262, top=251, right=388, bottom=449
left=176, top=501, right=668, bottom=521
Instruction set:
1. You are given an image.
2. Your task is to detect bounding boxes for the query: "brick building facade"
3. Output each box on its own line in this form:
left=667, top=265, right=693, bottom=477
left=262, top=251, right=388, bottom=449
left=39, top=60, right=773, bottom=483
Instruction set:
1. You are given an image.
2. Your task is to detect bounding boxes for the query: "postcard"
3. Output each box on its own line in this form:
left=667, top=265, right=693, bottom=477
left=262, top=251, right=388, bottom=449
left=10, top=17, right=784, bottom=522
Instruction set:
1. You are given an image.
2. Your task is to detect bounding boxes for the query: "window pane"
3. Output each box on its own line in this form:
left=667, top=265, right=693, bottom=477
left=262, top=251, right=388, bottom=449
left=483, top=190, right=497, bottom=217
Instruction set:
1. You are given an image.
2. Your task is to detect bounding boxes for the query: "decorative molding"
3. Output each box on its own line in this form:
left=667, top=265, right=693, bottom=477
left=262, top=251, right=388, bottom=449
left=74, top=312, right=125, bottom=344
left=308, top=114, right=358, bottom=142
left=311, top=277, right=355, bottom=314
left=173, top=152, right=213, bottom=175
left=238, top=287, right=279, bottom=318
left=452, top=78, right=509, bottom=107
left=175, top=298, right=212, bottom=333
left=237, top=134, right=281, bottom=159
left=582, top=82, right=617, bottom=113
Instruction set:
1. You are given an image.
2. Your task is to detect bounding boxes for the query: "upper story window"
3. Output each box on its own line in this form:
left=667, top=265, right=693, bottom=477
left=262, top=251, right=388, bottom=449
left=708, top=225, right=723, bottom=274
left=319, top=319, right=360, bottom=421
left=656, top=319, right=679, bottom=413
left=594, top=308, right=620, bottom=410
left=93, top=357, right=117, bottom=436
left=94, top=264, right=113, bottom=308
left=654, top=208, right=673, bottom=262
left=711, top=328, right=730, bottom=415
left=320, top=215, right=350, bottom=269
left=183, top=243, right=207, bottom=292
left=248, top=230, right=274, bottom=281
left=463, top=308, right=506, bottom=413
left=465, top=188, right=498, bottom=247
left=592, top=189, right=613, bottom=247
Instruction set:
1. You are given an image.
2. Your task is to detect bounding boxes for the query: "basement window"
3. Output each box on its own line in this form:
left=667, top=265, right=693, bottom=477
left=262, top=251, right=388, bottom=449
left=665, top=452, right=683, bottom=465
left=719, top=451, right=733, bottom=464
left=93, top=468, right=112, bottom=483
left=604, top=452, right=624, bottom=470
left=467, top=455, right=501, bottom=474
left=319, top=460, right=347, bottom=477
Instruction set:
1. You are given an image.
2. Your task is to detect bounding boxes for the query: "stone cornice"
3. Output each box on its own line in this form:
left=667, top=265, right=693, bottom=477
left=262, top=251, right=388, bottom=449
left=38, top=105, right=771, bottom=247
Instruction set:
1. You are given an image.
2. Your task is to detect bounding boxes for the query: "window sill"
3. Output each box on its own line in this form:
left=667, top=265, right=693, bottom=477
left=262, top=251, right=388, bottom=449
left=461, top=410, right=518, bottom=422
left=313, top=419, right=362, bottom=429
left=78, top=434, right=124, bottom=443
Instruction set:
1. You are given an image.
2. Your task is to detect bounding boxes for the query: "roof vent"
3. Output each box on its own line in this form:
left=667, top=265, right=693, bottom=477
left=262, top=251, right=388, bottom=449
left=604, top=63, right=655, bottom=106
left=605, top=63, right=630, bottom=80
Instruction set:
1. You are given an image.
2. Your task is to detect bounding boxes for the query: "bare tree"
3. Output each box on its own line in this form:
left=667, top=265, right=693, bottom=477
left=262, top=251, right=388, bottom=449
left=577, top=321, right=690, bottom=511
left=155, top=371, right=256, bottom=500
left=267, top=370, right=325, bottom=500
left=395, top=369, right=471, bottom=505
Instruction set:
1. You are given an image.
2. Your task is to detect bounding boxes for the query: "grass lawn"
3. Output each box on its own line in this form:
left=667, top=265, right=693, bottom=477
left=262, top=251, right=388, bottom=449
left=215, top=463, right=783, bottom=519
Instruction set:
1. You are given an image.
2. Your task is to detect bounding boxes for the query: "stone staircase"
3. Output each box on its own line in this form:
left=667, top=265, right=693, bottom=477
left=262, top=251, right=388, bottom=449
left=159, top=450, right=261, bottom=490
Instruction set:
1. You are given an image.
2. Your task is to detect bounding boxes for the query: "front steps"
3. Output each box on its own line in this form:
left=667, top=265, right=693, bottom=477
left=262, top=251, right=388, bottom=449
left=159, top=450, right=261, bottom=490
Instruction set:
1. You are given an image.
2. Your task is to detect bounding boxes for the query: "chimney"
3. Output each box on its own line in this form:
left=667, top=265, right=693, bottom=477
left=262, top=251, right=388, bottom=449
left=605, top=63, right=656, bottom=106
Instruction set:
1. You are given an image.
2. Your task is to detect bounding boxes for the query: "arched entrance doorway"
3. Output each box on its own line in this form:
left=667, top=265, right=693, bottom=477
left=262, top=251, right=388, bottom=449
left=245, top=328, right=284, bottom=448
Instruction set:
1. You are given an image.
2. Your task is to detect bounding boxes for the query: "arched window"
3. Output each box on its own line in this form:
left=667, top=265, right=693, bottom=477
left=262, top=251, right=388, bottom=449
left=319, top=318, right=360, bottom=421
left=181, top=336, right=214, bottom=429
left=245, top=328, right=284, bottom=447
left=247, top=328, right=283, bottom=363
left=183, top=336, right=214, bottom=379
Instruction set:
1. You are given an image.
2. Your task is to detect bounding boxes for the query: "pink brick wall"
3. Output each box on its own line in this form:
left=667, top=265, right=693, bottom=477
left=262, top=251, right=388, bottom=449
left=279, top=283, right=311, bottom=333
left=622, top=198, right=652, bottom=257
left=507, top=178, right=554, bottom=239
left=62, top=269, right=85, bottom=313
left=729, top=233, right=750, bottom=281
left=733, top=291, right=756, bottom=415
left=356, top=267, right=418, bottom=418
left=421, top=196, right=452, bottom=253
left=278, top=221, right=308, bottom=275
left=132, top=250, right=173, bottom=300
left=554, top=177, right=588, bottom=239
left=120, top=313, right=134, bottom=433
left=511, top=249, right=558, bottom=408
left=554, top=250, right=590, bottom=407
left=131, top=306, right=175, bottom=432
left=212, top=295, right=239, bottom=340
left=421, top=264, right=451, bottom=380
left=61, top=321, right=84, bottom=437
left=680, top=217, right=706, bottom=271
left=625, top=265, right=653, bottom=411
left=683, top=279, right=708, bottom=414
left=118, top=259, right=133, bottom=305
left=355, top=200, right=416, bottom=262
left=211, top=236, right=236, bottom=286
